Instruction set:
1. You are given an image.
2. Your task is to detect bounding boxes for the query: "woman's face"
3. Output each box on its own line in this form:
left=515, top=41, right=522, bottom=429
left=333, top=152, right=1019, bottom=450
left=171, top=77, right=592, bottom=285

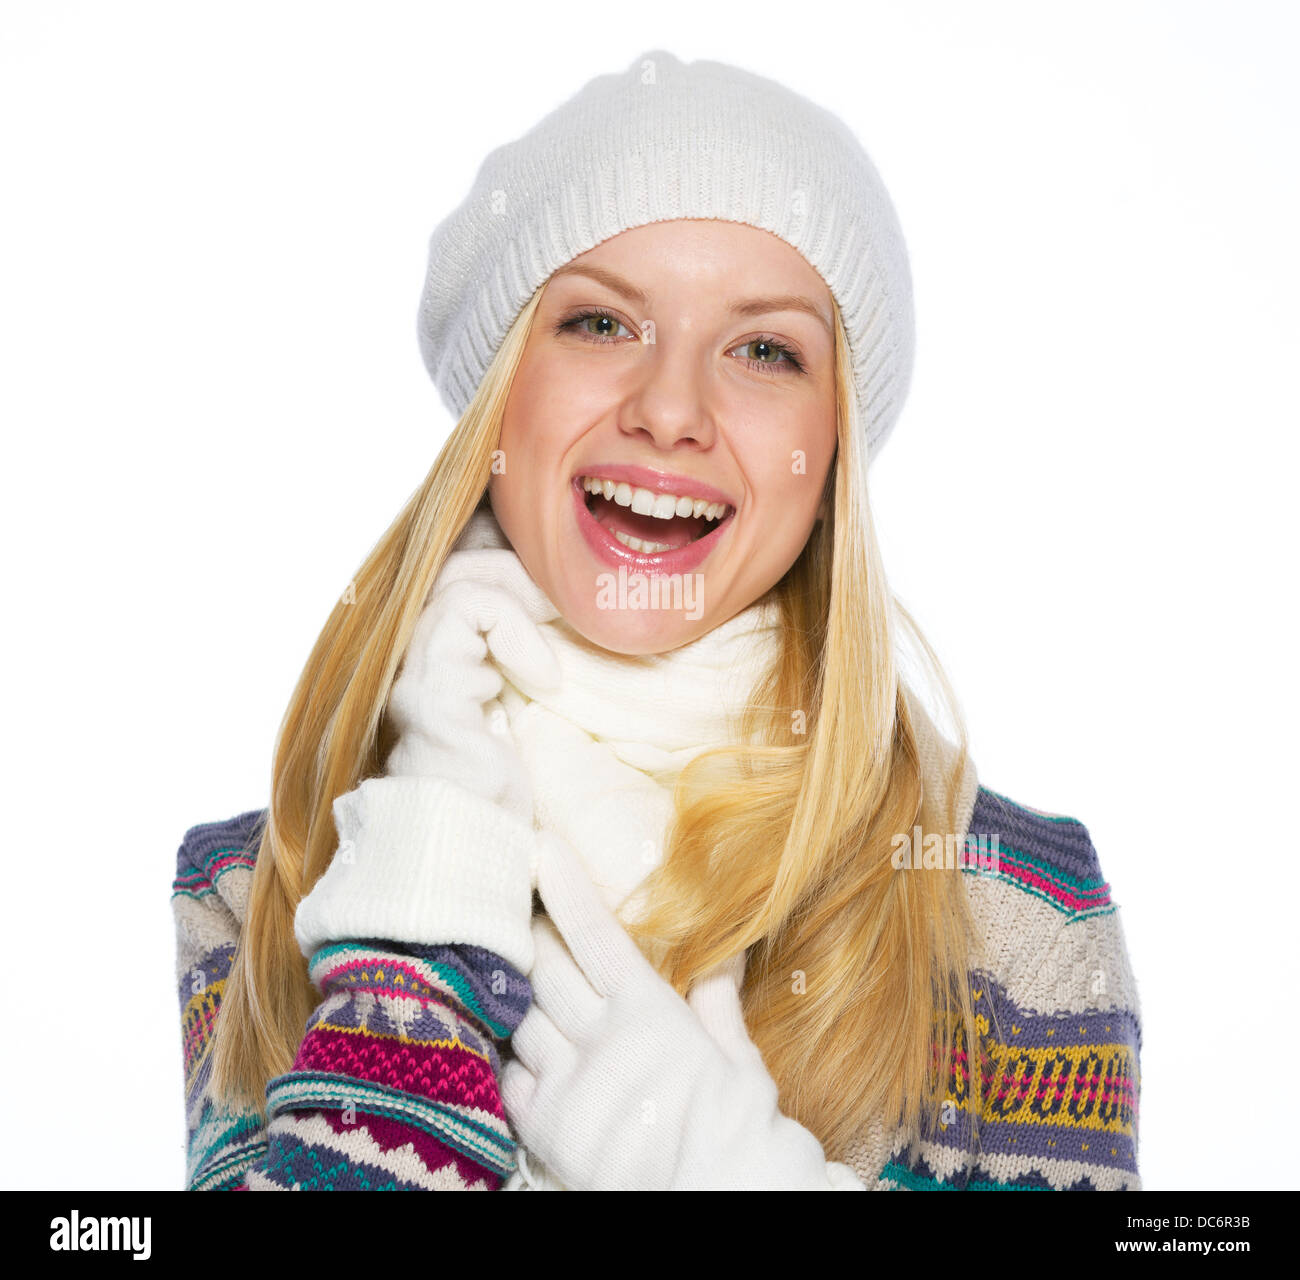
left=489, top=218, right=837, bottom=654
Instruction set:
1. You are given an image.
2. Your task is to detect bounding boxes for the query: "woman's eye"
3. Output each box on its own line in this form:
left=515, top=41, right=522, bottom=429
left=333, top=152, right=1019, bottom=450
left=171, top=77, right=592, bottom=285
left=555, top=310, right=636, bottom=341
left=729, top=337, right=805, bottom=375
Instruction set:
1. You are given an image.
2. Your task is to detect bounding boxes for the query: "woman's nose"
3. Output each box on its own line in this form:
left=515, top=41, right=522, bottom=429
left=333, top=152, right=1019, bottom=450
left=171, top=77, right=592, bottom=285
left=616, top=334, right=717, bottom=451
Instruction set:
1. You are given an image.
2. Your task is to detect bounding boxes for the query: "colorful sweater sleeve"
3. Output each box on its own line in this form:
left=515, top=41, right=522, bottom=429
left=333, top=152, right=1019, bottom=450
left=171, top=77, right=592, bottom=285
left=172, top=806, right=533, bottom=1190
left=864, top=785, right=1144, bottom=1191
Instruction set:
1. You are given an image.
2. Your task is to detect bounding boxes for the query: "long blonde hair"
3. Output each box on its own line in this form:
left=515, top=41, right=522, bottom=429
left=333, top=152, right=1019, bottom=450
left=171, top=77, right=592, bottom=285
left=210, top=281, right=988, bottom=1161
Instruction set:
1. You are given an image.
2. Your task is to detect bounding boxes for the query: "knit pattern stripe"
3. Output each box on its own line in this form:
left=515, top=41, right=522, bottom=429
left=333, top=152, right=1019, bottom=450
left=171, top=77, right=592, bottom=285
left=961, top=788, right=1117, bottom=917
left=247, top=1112, right=495, bottom=1191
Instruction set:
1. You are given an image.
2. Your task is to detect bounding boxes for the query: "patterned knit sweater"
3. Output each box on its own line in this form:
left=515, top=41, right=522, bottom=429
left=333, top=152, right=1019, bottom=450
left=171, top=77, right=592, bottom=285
left=172, top=783, right=1142, bottom=1190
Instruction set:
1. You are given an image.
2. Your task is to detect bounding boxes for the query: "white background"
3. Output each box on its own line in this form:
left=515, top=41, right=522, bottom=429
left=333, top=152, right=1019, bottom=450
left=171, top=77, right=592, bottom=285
left=2, top=0, right=1295, bottom=1191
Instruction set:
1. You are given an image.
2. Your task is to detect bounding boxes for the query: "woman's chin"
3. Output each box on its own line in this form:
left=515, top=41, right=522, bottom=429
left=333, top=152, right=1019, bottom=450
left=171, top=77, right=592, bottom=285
left=555, top=593, right=716, bottom=656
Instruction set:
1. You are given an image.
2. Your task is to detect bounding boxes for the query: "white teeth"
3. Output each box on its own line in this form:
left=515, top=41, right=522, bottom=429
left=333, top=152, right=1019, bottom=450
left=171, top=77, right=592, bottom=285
left=611, top=529, right=674, bottom=553
left=580, top=475, right=731, bottom=522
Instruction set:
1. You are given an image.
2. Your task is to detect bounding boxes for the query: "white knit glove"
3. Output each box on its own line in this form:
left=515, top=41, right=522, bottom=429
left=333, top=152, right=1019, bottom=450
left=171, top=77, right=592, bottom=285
left=383, top=547, right=560, bottom=822
left=294, top=547, right=560, bottom=974
left=500, top=830, right=867, bottom=1190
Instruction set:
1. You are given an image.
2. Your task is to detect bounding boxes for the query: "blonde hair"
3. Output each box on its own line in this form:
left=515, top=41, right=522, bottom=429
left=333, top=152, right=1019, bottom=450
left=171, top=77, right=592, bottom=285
left=210, top=282, right=988, bottom=1162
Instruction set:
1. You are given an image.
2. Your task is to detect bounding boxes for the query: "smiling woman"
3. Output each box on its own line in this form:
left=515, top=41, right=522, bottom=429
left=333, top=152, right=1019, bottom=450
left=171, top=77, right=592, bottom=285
left=174, top=48, right=1142, bottom=1193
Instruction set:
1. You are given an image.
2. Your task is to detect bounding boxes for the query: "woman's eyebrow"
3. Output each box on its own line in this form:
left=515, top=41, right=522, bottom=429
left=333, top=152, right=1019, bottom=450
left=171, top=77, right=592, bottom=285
left=727, top=294, right=831, bottom=336
left=550, top=262, right=831, bottom=336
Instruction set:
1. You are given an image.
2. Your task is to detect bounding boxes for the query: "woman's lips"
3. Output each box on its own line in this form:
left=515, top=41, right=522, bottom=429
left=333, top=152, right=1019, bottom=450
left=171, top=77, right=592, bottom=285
left=571, top=477, right=733, bottom=574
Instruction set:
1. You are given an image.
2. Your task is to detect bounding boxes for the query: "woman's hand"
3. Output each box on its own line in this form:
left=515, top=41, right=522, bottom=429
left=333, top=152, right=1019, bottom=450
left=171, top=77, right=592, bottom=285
left=500, top=830, right=866, bottom=1190
left=293, top=546, right=560, bottom=972
left=384, top=547, right=560, bottom=826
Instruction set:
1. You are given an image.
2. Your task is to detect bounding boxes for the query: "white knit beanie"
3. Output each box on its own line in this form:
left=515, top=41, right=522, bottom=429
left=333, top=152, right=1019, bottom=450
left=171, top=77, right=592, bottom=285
left=416, top=48, right=915, bottom=462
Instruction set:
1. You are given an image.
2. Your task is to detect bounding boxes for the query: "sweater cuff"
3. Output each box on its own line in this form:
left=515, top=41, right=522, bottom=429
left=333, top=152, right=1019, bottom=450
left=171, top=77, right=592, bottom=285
left=293, top=775, right=538, bottom=974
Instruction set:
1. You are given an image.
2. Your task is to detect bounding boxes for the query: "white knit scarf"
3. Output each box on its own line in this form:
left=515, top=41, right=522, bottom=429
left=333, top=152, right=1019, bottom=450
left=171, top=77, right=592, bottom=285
left=447, top=503, right=782, bottom=923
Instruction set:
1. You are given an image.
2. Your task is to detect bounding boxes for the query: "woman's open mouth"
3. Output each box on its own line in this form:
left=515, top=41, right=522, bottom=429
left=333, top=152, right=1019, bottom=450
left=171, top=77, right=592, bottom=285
left=571, top=474, right=735, bottom=573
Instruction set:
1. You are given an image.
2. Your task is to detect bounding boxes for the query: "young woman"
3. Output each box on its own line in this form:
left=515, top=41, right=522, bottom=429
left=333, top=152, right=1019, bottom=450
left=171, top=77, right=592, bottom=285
left=172, top=49, right=1141, bottom=1191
